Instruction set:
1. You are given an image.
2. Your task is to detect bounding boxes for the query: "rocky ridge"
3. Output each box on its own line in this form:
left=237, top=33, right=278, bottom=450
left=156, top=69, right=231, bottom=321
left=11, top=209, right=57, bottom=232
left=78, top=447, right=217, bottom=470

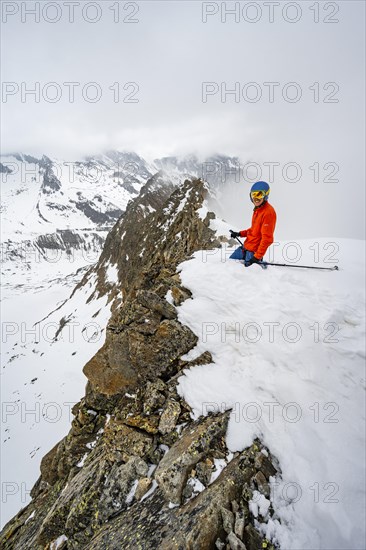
left=0, top=176, right=281, bottom=550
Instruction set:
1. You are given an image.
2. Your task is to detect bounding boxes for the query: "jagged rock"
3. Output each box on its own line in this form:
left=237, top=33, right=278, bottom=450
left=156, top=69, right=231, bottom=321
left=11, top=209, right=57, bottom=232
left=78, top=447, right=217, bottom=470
left=134, top=477, right=152, bottom=501
left=97, top=457, right=148, bottom=522
left=128, top=319, right=198, bottom=376
left=182, top=480, right=194, bottom=500
left=88, top=317, right=198, bottom=397
left=40, top=441, right=60, bottom=485
left=179, top=350, right=214, bottom=369
left=146, top=445, right=165, bottom=466
left=84, top=449, right=256, bottom=550
left=155, top=412, right=230, bottom=504
left=254, top=470, right=270, bottom=498
left=158, top=399, right=181, bottom=434
left=147, top=378, right=166, bottom=391
left=84, top=381, right=121, bottom=413
left=37, top=446, right=106, bottom=546
left=221, top=507, right=235, bottom=534
left=254, top=452, right=277, bottom=479
left=123, top=413, right=160, bottom=434
left=83, top=334, right=138, bottom=396
left=39, top=454, right=148, bottom=547
left=244, top=524, right=263, bottom=550
left=82, top=179, right=215, bottom=397
left=159, top=452, right=255, bottom=549
left=228, top=531, right=248, bottom=550
left=133, top=310, right=162, bottom=335
left=103, top=419, right=154, bottom=462
left=231, top=500, right=239, bottom=514
left=171, top=285, right=192, bottom=306
left=158, top=429, right=180, bottom=448
left=242, top=480, right=254, bottom=503
left=143, top=379, right=167, bottom=414
left=136, top=289, right=177, bottom=319
left=39, top=404, right=104, bottom=486
left=195, top=457, right=214, bottom=486
left=234, top=510, right=245, bottom=539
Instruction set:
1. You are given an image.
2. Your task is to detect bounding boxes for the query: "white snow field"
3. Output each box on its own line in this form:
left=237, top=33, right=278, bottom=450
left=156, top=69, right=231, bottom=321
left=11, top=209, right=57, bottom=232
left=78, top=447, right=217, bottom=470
left=0, top=256, right=119, bottom=528
left=176, top=237, right=365, bottom=550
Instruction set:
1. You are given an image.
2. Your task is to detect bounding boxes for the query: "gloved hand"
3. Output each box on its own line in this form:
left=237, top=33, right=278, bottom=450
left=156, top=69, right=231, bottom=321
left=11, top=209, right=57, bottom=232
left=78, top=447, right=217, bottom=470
left=230, top=230, right=240, bottom=239
left=247, top=256, right=262, bottom=266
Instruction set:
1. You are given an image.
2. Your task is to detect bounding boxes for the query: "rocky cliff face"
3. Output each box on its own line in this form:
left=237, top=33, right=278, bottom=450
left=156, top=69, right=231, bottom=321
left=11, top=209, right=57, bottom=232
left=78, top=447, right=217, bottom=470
left=0, top=177, right=280, bottom=550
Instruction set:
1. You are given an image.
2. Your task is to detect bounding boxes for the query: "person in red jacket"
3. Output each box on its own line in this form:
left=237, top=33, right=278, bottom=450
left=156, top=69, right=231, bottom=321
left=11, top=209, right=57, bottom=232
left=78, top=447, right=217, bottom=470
left=230, top=181, right=276, bottom=267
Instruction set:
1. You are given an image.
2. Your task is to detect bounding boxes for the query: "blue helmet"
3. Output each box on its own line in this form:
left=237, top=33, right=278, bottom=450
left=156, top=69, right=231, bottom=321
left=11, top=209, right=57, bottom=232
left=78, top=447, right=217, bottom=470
left=250, top=181, right=270, bottom=203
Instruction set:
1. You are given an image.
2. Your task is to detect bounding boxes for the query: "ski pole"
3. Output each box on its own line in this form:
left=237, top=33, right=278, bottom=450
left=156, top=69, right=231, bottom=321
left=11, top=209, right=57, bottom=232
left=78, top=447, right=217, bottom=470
left=262, top=262, right=339, bottom=271
left=229, top=231, right=244, bottom=247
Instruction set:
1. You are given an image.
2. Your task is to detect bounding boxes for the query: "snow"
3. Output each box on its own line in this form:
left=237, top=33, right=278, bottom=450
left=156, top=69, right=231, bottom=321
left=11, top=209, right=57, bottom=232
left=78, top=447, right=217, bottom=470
left=140, top=480, right=158, bottom=502
left=176, top=195, right=189, bottom=214
left=50, top=534, right=68, bottom=549
left=24, top=510, right=35, bottom=524
left=209, top=458, right=227, bottom=484
left=147, top=464, right=157, bottom=477
left=165, top=289, right=174, bottom=305
left=186, top=476, right=206, bottom=499
left=176, top=238, right=365, bottom=549
left=209, top=214, right=232, bottom=236
left=0, top=153, right=144, bottom=236
left=158, top=444, right=170, bottom=455
left=105, top=262, right=119, bottom=284
left=1, top=256, right=114, bottom=528
left=77, top=453, right=89, bottom=468
left=249, top=491, right=271, bottom=519
left=197, top=205, right=208, bottom=221
left=125, top=479, right=139, bottom=504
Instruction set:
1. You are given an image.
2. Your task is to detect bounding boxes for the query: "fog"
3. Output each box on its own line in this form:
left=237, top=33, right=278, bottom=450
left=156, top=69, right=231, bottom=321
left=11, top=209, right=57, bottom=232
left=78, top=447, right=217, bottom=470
left=1, top=0, right=365, bottom=238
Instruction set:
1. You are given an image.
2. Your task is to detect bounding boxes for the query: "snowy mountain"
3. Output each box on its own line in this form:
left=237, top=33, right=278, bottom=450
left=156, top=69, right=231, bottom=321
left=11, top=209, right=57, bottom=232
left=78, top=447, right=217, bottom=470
left=1, top=162, right=364, bottom=548
left=0, top=150, right=240, bottom=281
left=0, top=150, right=240, bottom=237
left=0, top=151, right=154, bottom=235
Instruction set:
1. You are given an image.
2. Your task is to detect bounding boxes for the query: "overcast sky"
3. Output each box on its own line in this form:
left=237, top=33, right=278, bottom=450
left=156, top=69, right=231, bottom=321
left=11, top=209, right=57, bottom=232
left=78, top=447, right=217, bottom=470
left=1, top=1, right=365, bottom=238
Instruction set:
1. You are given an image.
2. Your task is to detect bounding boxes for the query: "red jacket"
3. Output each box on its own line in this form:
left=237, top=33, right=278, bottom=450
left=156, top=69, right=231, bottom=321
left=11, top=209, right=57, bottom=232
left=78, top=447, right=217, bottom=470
left=239, top=201, right=276, bottom=259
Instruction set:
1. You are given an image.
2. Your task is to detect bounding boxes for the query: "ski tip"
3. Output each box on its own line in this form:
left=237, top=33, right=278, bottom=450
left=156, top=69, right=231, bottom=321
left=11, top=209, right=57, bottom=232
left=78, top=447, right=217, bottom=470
left=334, top=265, right=339, bottom=270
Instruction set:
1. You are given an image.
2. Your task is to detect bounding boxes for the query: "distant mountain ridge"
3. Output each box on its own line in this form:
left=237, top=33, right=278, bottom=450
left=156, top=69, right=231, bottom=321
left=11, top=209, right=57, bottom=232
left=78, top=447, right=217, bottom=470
left=0, top=150, right=241, bottom=276
left=0, top=150, right=242, bottom=235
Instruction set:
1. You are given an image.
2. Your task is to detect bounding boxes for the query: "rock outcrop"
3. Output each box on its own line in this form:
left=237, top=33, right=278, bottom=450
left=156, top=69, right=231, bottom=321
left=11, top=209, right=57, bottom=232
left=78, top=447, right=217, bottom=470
left=0, top=176, right=280, bottom=550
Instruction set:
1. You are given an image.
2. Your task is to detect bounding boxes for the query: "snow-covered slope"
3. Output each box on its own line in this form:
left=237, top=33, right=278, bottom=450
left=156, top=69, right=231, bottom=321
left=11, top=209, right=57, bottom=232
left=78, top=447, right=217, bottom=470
left=0, top=151, right=239, bottom=240
left=0, top=151, right=239, bottom=281
left=175, top=224, right=365, bottom=549
left=0, top=151, right=155, bottom=237
left=0, top=258, right=115, bottom=527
